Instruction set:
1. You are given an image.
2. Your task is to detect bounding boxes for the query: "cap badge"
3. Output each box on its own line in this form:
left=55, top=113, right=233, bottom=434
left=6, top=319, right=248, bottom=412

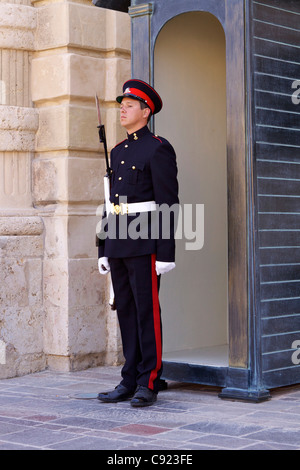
left=125, top=88, right=131, bottom=94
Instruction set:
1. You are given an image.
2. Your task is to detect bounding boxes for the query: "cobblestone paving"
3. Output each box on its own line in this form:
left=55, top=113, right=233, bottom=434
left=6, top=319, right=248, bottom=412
left=0, top=366, right=299, bottom=450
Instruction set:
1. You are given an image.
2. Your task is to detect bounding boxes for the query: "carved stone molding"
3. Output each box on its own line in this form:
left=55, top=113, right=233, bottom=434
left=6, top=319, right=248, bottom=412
left=0, top=107, right=38, bottom=152
left=0, top=216, right=43, bottom=235
left=0, top=3, right=36, bottom=50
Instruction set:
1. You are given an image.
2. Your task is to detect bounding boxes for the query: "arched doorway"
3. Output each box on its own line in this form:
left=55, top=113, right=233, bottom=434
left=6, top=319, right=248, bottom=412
left=154, top=12, right=228, bottom=366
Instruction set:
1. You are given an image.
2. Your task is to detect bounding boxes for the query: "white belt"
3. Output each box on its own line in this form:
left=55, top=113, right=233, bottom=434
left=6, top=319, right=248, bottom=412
left=110, top=201, right=156, bottom=215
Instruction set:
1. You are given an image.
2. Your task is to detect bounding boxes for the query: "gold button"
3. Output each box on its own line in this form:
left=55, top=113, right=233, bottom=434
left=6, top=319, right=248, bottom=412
left=118, top=177, right=122, bottom=181
left=132, top=166, right=136, bottom=170
left=115, top=194, right=119, bottom=197
left=121, top=161, right=125, bottom=164
left=125, top=145, right=128, bottom=148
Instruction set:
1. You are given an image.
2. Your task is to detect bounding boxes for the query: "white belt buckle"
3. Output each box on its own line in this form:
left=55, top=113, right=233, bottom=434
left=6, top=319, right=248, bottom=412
left=111, top=202, right=128, bottom=215
left=111, top=201, right=155, bottom=215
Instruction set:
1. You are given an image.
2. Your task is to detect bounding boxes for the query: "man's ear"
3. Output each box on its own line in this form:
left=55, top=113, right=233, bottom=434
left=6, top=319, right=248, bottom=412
left=143, top=107, right=151, bottom=120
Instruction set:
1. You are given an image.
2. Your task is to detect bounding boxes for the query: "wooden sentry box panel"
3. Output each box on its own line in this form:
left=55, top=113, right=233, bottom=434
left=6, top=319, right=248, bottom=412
left=250, top=0, right=300, bottom=388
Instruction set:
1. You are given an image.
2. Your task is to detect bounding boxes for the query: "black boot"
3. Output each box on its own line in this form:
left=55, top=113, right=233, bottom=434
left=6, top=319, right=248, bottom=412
left=130, top=385, right=157, bottom=407
left=98, top=384, right=135, bottom=403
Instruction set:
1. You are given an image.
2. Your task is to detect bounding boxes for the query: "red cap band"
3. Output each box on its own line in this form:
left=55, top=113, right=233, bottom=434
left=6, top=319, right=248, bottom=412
left=125, top=88, right=155, bottom=114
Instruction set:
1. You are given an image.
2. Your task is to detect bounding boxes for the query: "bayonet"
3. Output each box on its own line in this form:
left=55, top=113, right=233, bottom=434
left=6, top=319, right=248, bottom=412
left=95, top=94, right=111, bottom=177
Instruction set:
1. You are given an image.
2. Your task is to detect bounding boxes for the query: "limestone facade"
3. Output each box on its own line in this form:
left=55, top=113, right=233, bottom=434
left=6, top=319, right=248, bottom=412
left=0, top=0, right=130, bottom=378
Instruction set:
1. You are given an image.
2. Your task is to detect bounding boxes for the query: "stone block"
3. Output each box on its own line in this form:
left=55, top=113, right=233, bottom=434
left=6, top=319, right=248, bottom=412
left=0, top=348, right=46, bottom=379
left=35, top=106, right=68, bottom=151
left=35, top=2, right=130, bottom=53
left=0, top=235, right=43, bottom=260
left=68, top=214, right=101, bottom=259
left=68, top=258, right=104, bottom=309
left=32, top=156, right=68, bottom=204
left=35, top=2, right=69, bottom=51
left=0, top=130, right=36, bottom=153
left=0, top=253, right=45, bottom=378
left=0, top=3, right=36, bottom=30
left=69, top=54, right=106, bottom=100
left=31, top=54, right=106, bottom=103
left=68, top=305, right=107, bottom=356
left=0, top=259, right=31, bottom=309
left=0, top=216, right=43, bottom=236
left=0, top=3, right=36, bottom=51
left=1, top=302, right=44, bottom=355
left=67, top=156, right=104, bottom=203
left=35, top=2, right=107, bottom=52
left=35, top=105, right=101, bottom=152
left=105, top=9, right=131, bottom=53
left=33, top=155, right=104, bottom=205
left=0, top=106, right=38, bottom=132
left=31, top=54, right=70, bottom=104
left=69, top=105, right=103, bottom=151
left=68, top=2, right=108, bottom=51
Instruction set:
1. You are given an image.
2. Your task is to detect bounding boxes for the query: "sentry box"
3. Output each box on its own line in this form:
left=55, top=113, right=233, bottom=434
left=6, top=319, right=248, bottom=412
left=93, top=0, right=300, bottom=402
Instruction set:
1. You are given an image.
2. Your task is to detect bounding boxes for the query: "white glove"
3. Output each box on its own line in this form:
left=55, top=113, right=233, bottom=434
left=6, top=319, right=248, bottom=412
left=98, top=257, right=110, bottom=275
left=155, top=261, right=176, bottom=276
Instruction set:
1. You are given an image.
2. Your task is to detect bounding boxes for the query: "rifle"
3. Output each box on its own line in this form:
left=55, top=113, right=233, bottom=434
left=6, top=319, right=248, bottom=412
left=95, top=95, right=116, bottom=310
left=95, top=95, right=112, bottom=226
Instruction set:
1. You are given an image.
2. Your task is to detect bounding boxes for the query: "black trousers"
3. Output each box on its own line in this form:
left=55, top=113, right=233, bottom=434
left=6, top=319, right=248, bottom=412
left=109, top=254, right=162, bottom=394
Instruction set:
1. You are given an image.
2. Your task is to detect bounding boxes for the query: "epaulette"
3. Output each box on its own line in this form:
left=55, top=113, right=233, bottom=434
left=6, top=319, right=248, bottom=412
left=152, top=135, right=163, bottom=144
left=113, top=139, right=127, bottom=149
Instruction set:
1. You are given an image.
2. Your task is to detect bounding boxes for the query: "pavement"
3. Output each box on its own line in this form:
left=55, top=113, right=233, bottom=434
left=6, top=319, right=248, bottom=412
left=0, top=365, right=299, bottom=451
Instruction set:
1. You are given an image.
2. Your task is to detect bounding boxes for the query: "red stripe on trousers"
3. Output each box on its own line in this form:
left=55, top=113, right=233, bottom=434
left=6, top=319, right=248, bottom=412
left=148, top=254, right=162, bottom=390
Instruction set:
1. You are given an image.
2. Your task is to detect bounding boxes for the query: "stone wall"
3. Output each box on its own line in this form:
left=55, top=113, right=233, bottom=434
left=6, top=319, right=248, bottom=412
left=0, top=0, right=130, bottom=378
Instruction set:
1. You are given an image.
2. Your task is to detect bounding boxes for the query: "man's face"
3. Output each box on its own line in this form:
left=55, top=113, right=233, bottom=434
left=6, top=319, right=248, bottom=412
left=120, top=97, right=150, bottom=133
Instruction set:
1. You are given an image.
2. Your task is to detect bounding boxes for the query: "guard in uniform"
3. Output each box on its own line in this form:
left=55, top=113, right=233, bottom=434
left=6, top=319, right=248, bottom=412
left=97, top=79, right=179, bottom=407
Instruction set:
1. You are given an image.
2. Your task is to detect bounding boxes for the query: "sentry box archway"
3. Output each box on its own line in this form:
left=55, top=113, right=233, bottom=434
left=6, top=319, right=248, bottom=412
left=94, top=0, right=300, bottom=401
